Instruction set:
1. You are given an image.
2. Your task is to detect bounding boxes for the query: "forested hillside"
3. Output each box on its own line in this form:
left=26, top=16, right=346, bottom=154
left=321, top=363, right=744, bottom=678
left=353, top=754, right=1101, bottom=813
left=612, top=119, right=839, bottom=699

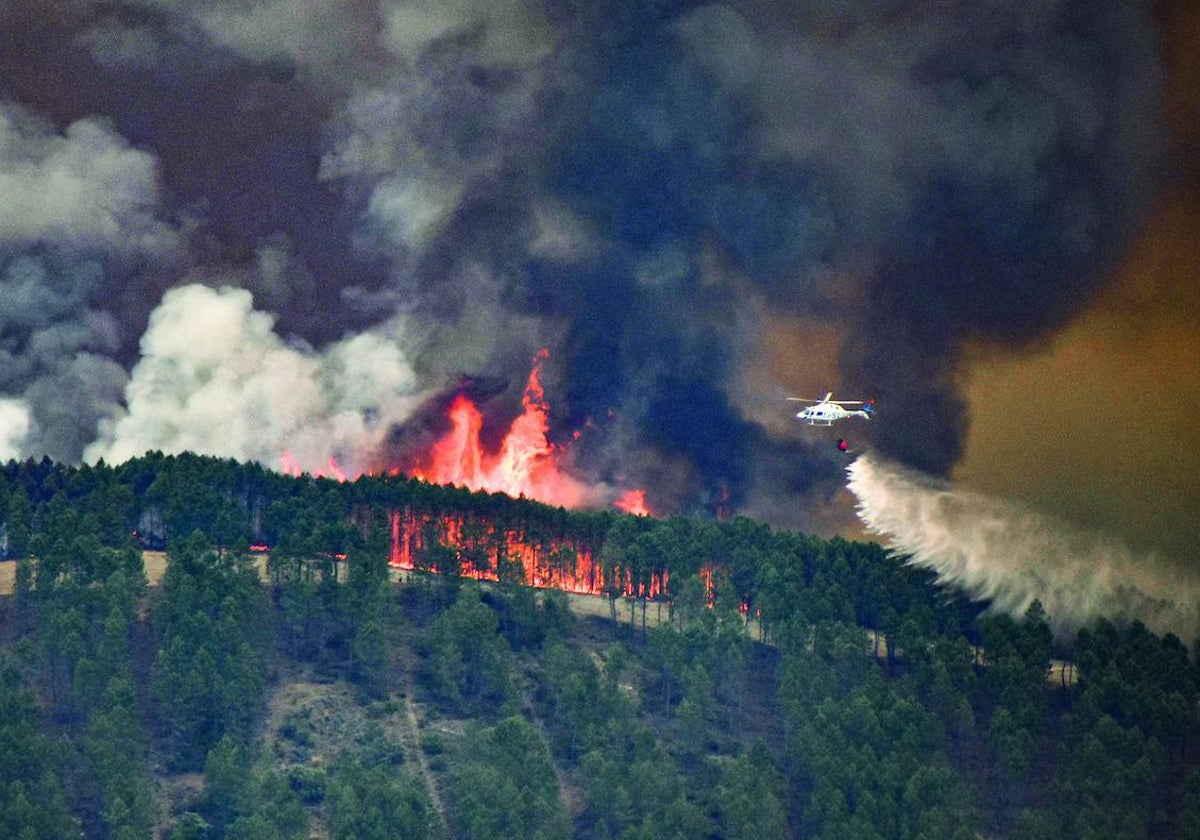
left=1, top=453, right=1198, bottom=839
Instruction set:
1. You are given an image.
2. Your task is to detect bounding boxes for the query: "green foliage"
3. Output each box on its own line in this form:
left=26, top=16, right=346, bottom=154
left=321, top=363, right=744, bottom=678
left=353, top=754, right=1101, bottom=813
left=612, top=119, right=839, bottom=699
left=0, top=662, right=76, bottom=839
left=789, top=669, right=978, bottom=838
left=1010, top=617, right=1200, bottom=839
left=532, top=635, right=714, bottom=838
left=199, top=737, right=307, bottom=840
left=1172, top=765, right=1200, bottom=839
left=1074, top=619, right=1197, bottom=748
left=326, top=761, right=435, bottom=840
left=536, top=641, right=635, bottom=763
left=489, top=585, right=575, bottom=651
left=285, top=765, right=326, bottom=806
left=716, top=740, right=788, bottom=840
left=1022, top=713, right=1163, bottom=840
left=424, top=585, right=513, bottom=716
left=152, top=533, right=269, bottom=769
left=448, top=716, right=570, bottom=840
left=644, top=598, right=749, bottom=737
left=84, top=678, right=154, bottom=840
left=225, top=814, right=285, bottom=840
left=167, top=812, right=211, bottom=840
left=2, top=483, right=33, bottom=558
left=271, top=551, right=341, bottom=666
left=1, top=452, right=1198, bottom=839
left=350, top=617, right=390, bottom=699
left=12, top=555, right=34, bottom=636
left=582, top=745, right=709, bottom=839
left=203, top=735, right=250, bottom=832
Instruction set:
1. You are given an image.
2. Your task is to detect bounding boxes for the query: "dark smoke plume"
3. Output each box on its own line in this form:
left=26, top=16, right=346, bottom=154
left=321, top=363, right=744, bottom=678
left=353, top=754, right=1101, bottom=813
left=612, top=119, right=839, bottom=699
left=0, top=1, right=1167, bottom=528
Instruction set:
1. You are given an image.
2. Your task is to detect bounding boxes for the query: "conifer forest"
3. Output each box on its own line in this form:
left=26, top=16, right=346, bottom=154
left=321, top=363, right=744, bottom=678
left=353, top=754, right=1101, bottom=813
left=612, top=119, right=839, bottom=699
left=1, top=453, right=1197, bottom=839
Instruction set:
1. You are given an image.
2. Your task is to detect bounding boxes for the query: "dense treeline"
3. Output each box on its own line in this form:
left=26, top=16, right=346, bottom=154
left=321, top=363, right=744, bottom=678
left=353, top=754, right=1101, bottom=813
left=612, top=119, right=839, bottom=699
left=0, top=452, right=1197, bottom=838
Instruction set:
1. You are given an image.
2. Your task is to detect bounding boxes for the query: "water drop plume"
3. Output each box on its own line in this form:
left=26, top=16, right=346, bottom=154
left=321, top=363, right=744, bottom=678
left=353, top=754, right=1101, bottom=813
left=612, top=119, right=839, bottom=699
left=847, top=453, right=1200, bottom=641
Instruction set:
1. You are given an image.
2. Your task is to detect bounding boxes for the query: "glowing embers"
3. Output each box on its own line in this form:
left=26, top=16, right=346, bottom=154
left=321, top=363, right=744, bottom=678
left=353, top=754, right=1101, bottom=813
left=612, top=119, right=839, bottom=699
left=387, top=508, right=666, bottom=598
left=389, top=509, right=600, bottom=593
left=409, top=350, right=593, bottom=509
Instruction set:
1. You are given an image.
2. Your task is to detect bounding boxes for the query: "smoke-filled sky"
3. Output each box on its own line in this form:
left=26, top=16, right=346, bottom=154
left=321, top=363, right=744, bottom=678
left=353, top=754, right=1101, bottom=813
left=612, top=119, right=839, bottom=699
left=0, top=1, right=1195, bottom=567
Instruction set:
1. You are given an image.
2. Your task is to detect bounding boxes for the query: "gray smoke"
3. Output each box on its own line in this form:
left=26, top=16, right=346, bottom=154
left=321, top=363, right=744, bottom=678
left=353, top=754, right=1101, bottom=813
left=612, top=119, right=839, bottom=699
left=0, top=104, right=178, bottom=461
left=0, top=1, right=1169, bottom=527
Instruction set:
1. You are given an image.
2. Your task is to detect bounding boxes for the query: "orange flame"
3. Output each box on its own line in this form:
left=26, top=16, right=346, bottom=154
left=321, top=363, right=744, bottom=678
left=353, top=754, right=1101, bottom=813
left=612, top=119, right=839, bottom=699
left=280, top=450, right=349, bottom=481
left=263, top=357, right=673, bottom=601
left=278, top=350, right=652, bottom=515
left=325, top=458, right=348, bottom=482
left=387, top=509, right=666, bottom=598
left=280, top=450, right=302, bottom=476
left=614, top=489, right=650, bottom=517
left=411, top=350, right=594, bottom=508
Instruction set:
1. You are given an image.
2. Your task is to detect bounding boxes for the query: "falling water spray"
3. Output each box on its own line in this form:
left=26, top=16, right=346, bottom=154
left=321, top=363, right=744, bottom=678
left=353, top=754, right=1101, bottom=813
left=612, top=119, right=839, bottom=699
left=847, top=453, right=1200, bottom=641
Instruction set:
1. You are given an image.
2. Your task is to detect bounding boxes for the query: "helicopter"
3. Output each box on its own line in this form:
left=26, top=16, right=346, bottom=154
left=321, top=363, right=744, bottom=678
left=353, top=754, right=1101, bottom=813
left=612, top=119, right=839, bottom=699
left=787, top=392, right=875, bottom=426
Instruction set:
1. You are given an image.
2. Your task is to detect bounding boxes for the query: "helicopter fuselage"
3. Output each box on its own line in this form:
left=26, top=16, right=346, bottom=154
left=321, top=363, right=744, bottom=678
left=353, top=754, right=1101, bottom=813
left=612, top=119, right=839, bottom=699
left=795, top=402, right=870, bottom=425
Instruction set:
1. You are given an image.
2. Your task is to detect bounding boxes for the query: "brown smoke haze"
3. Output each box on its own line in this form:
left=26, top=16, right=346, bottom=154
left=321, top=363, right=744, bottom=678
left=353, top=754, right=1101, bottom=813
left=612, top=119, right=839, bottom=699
left=954, top=1, right=1200, bottom=565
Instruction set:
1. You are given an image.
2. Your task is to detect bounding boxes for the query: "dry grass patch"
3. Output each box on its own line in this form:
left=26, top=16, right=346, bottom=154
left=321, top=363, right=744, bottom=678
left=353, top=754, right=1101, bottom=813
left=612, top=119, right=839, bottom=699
left=263, top=677, right=406, bottom=770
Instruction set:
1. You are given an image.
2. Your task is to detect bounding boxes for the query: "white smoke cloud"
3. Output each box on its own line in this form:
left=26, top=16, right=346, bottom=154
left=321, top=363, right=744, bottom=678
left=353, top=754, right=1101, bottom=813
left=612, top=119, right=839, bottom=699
left=0, top=104, right=178, bottom=462
left=188, top=0, right=355, bottom=63
left=0, top=398, right=32, bottom=462
left=316, top=0, right=552, bottom=260
left=86, top=284, right=430, bottom=475
left=0, top=106, right=176, bottom=255
left=317, top=86, right=467, bottom=255
left=847, top=453, right=1200, bottom=641
left=319, top=67, right=539, bottom=256
left=381, top=0, right=554, bottom=67
left=140, top=0, right=555, bottom=86
left=126, top=0, right=378, bottom=83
